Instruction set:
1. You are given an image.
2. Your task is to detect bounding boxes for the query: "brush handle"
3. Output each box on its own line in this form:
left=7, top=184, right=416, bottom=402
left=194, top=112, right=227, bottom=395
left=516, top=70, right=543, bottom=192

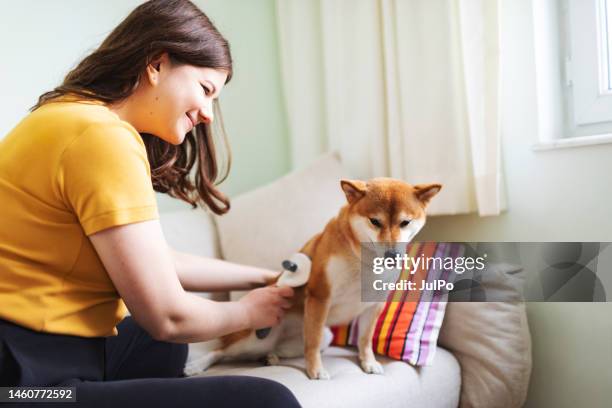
left=255, top=261, right=298, bottom=339
left=256, top=266, right=296, bottom=339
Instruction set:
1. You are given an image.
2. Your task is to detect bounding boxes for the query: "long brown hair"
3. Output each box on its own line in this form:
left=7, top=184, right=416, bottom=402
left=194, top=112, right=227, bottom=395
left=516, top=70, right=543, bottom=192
left=31, top=0, right=233, bottom=215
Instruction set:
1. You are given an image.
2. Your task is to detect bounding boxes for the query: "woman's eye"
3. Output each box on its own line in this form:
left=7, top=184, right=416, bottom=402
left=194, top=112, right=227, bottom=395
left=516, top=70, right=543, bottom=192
left=399, top=220, right=411, bottom=228
left=369, top=218, right=382, bottom=228
left=201, top=84, right=211, bottom=95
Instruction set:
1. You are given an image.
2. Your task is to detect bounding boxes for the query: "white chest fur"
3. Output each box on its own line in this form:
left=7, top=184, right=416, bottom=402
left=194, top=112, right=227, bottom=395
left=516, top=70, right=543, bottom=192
left=325, top=254, right=370, bottom=326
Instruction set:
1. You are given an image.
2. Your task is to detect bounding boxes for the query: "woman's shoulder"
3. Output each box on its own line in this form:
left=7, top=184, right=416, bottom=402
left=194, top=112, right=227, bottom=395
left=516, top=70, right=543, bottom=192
left=32, top=97, right=143, bottom=149
left=0, top=98, right=147, bottom=181
left=37, top=97, right=124, bottom=127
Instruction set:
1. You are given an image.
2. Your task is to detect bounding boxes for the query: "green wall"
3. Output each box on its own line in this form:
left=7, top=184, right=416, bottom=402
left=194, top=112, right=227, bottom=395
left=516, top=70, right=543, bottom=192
left=157, top=0, right=291, bottom=211
left=0, top=0, right=290, bottom=213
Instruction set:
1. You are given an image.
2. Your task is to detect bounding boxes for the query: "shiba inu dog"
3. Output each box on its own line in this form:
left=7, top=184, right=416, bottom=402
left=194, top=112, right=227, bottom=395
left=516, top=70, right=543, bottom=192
left=184, top=178, right=441, bottom=379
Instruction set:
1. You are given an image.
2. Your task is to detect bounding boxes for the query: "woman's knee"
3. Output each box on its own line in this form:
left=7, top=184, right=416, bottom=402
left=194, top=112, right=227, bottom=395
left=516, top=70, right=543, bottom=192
left=221, top=376, right=301, bottom=407
left=252, top=378, right=301, bottom=407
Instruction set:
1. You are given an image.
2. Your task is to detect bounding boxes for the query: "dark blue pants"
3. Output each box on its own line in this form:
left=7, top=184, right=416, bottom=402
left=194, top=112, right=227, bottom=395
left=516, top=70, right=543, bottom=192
left=0, top=317, right=301, bottom=407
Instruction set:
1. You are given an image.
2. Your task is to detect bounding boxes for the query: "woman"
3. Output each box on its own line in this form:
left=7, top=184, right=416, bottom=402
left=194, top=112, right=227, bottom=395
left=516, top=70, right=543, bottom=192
left=0, top=0, right=299, bottom=406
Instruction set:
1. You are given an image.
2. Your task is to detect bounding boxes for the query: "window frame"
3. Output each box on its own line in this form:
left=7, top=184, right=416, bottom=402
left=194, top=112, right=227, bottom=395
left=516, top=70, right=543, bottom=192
left=531, top=0, right=612, bottom=150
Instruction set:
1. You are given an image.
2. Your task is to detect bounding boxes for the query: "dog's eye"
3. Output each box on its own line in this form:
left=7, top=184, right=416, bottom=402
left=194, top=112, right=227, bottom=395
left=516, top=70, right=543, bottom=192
left=399, top=220, right=411, bottom=228
left=369, top=218, right=382, bottom=228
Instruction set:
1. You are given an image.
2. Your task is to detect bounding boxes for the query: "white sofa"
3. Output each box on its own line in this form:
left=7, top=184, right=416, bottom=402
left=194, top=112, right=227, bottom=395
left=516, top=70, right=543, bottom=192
left=160, top=209, right=461, bottom=408
left=158, top=153, right=532, bottom=408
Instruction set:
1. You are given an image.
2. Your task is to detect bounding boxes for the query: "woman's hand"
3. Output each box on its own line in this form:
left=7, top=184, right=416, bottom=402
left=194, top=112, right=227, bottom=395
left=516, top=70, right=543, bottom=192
left=238, top=285, right=294, bottom=329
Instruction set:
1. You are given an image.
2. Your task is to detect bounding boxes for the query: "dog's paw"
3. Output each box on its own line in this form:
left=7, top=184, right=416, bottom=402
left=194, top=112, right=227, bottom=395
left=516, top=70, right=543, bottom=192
left=265, top=353, right=280, bottom=366
left=306, top=365, right=331, bottom=380
left=183, top=363, right=203, bottom=377
left=182, top=350, right=223, bottom=377
left=360, top=359, right=384, bottom=375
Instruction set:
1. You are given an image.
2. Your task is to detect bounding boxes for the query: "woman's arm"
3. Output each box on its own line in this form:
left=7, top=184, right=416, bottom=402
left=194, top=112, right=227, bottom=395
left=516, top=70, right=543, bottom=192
left=89, top=220, right=293, bottom=343
left=170, top=249, right=281, bottom=292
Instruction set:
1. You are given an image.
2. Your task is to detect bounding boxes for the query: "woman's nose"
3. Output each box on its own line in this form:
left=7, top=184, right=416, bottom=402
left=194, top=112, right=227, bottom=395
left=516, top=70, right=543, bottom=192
left=199, top=105, right=214, bottom=124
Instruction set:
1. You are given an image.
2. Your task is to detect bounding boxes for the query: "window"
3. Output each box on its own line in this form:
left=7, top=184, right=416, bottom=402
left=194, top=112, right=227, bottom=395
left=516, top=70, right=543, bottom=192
left=599, top=0, right=612, bottom=93
left=565, top=0, right=612, bottom=134
left=531, top=0, right=612, bottom=149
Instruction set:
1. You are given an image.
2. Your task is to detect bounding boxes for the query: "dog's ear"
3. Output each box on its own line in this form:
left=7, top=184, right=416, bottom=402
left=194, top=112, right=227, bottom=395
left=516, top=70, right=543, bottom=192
left=340, top=179, right=367, bottom=204
left=413, top=183, right=442, bottom=206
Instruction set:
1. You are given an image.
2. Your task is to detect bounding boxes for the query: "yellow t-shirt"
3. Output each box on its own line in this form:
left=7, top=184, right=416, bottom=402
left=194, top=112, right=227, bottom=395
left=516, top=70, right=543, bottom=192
left=0, top=98, right=159, bottom=337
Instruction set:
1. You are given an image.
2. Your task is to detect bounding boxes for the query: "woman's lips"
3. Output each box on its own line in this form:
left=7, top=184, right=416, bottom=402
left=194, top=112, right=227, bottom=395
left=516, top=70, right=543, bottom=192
left=185, top=113, right=195, bottom=130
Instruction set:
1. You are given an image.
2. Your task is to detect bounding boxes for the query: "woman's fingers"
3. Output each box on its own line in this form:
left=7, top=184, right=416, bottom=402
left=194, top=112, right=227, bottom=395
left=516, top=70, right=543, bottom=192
left=273, top=287, right=293, bottom=309
left=276, top=285, right=294, bottom=298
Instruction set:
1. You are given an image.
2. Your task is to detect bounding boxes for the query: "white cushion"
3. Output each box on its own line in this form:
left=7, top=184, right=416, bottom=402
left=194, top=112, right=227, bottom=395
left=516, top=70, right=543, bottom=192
left=213, top=152, right=350, bottom=272
left=159, top=208, right=225, bottom=301
left=160, top=208, right=220, bottom=259
left=199, top=346, right=461, bottom=408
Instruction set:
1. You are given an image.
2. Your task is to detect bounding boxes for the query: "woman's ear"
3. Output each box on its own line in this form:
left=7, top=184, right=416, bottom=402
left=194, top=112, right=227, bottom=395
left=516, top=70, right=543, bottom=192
left=145, top=53, right=169, bottom=87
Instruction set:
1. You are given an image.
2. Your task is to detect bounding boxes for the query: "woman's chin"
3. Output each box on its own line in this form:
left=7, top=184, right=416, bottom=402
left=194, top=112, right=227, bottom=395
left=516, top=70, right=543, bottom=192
left=165, top=129, right=186, bottom=145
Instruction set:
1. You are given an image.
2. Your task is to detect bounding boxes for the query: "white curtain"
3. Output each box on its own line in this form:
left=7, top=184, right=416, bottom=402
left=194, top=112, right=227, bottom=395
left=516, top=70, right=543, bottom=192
left=275, top=0, right=504, bottom=216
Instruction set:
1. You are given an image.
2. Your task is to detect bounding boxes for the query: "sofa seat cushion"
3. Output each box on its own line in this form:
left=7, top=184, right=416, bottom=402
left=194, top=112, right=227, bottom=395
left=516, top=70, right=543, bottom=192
left=197, top=346, right=461, bottom=408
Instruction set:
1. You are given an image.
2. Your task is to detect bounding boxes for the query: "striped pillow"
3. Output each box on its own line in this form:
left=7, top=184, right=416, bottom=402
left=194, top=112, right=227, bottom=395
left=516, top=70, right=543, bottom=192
left=330, top=242, right=464, bottom=366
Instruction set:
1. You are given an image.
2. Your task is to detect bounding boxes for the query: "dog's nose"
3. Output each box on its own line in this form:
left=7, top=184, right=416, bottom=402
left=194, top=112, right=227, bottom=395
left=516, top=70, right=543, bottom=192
left=384, top=249, right=400, bottom=259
